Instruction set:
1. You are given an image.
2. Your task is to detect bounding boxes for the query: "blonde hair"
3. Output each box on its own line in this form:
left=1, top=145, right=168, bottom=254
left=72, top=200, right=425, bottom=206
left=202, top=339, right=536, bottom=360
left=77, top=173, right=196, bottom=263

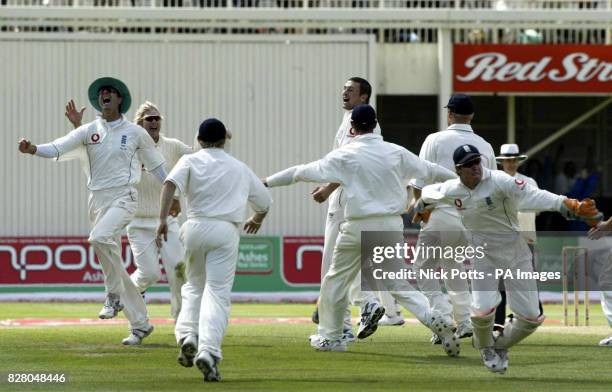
left=134, top=101, right=163, bottom=126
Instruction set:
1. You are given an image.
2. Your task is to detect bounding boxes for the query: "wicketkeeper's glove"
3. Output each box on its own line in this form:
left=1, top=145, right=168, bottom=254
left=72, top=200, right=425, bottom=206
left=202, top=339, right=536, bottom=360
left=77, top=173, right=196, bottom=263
left=559, top=198, right=603, bottom=227
left=411, top=198, right=433, bottom=224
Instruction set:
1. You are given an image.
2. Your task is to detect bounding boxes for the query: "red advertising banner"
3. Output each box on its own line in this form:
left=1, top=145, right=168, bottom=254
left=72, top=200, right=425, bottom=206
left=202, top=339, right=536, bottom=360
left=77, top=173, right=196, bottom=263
left=0, top=237, right=158, bottom=285
left=453, top=44, right=612, bottom=93
left=282, top=237, right=324, bottom=286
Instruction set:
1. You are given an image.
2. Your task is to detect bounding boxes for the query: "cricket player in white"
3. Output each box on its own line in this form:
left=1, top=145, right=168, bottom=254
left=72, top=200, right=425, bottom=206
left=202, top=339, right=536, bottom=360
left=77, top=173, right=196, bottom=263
left=495, top=144, right=543, bottom=329
left=411, top=94, right=495, bottom=344
left=310, top=77, right=385, bottom=340
left=65, top=100, right=192, bottom=320
left=18, top=77, right=166, bottom=345
left=157, top=118, right=272, bottom=382
left=419, top=144, right=603, bottom=373
left=128, top=102, right=191, bottom=319
left=586, top=218, right=612, bottom=347
left=265, top=104, right=460, bottom=354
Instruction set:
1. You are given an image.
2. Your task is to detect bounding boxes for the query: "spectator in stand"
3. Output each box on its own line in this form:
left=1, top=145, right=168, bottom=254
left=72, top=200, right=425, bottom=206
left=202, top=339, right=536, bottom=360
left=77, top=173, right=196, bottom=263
left=554, top=161, right=577, bottom=195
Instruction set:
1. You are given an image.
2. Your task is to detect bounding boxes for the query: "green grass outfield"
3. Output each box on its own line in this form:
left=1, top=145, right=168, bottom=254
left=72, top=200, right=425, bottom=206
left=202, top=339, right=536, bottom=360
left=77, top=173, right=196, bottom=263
left=0, top=303, right=610, bottom=391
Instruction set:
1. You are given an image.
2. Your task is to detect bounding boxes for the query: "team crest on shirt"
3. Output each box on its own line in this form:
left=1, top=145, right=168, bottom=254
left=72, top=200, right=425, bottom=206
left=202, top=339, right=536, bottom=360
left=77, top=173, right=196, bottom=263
left=120, top=135, right=127, bottom=150
left=485, top=196, right=495, bottom=210
left=454, top=199, right=464, bottom=210
left=89, top=133, right=101, bottom=144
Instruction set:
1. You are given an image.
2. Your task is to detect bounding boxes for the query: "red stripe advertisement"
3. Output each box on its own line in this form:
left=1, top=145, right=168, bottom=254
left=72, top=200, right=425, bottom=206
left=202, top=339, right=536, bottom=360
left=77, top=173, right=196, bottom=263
left=453, top=44, right=612, bottom=93
left=0, top=237, right=136, bottom=285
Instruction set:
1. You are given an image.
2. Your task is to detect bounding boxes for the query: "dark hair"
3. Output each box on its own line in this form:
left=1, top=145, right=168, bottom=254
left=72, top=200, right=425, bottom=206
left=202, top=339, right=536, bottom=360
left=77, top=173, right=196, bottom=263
left=348, top=77, right=372, bottom=104
left=353, top=120, right=377, bottom=133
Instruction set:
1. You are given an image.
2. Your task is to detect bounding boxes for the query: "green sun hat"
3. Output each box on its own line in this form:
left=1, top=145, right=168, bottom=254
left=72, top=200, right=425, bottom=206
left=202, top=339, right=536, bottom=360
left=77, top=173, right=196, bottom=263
left=88, top=77, right=132, bottom=114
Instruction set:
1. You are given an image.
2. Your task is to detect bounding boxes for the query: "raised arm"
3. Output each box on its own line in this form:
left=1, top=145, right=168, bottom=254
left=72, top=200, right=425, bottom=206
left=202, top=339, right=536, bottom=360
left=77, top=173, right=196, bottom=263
left=403, top=148, right=455, bottom=186
left=18, top=125, right=88, bottom=159
left=265, top=152, right=342, bottom=188
left=499, top=172, right=602, bottom=226
left=65, top=99, right=85, bottom=129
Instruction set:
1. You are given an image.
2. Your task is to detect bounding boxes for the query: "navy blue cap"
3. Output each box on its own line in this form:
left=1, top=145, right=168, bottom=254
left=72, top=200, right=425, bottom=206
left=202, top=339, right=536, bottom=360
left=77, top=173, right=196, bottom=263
left=351, top=104, right=377, bottom=128
left=198, top=118, right=227, bottom=143
left=453, top=144, right=481, bottom=166
left=444, top=94, right=474, bottom=115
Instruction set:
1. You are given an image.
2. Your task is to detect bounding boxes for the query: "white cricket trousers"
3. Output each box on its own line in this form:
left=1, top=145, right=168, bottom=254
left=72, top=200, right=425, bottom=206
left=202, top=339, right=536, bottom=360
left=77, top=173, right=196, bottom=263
left=471, top=239, right=540, bottom=320
left=415, top=209, right=472, bottom=324
left=319, top=216, right=433, bottom=341
left=320, top=206, right=378, bottom=333
left=174, top=218, right=239, bottom=360
left=87, top=186, right=149, bottom=329
left=127, top=217, right=185, bottom=319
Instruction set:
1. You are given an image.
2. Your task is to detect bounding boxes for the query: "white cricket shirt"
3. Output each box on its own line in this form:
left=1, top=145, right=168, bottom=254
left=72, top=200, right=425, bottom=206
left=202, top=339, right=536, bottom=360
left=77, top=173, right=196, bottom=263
left=514, top=172, right=539, bottom=243
left=50, top=117, right=165, bottom=191
left=411, top=123, right=497, bottom=218
left=133, top=135, right=192, bottom=220
left=328, top=110, right=382, bottom=214
left=166, top=148, right=272, bottom=223
left=422, top=168, right=563, bottom=248
left=267, top=133, right=456, bottom=220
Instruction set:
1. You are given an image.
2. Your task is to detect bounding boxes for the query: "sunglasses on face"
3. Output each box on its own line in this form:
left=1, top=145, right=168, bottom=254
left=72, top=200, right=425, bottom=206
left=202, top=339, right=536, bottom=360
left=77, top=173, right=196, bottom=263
left=98, top=87, right=119, bottom=95
left=144, top=116, right=162, bottom=122
left=459, top=158, right=481, bottom=169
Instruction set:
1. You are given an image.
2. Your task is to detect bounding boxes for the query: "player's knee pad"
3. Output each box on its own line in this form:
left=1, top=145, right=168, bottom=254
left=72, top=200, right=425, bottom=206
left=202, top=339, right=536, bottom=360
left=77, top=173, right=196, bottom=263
left=494, top=315, right=544, bottom=349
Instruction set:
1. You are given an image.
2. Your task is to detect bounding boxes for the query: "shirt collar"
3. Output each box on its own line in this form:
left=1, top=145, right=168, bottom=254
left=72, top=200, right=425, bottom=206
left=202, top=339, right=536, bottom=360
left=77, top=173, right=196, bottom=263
left=353, top=133, right=382, bottom=142
left=447, top=123, right=474, bottom=133
left=201, top=147, right=226, bottom=154
left=97, top=114, right=126, bottom=129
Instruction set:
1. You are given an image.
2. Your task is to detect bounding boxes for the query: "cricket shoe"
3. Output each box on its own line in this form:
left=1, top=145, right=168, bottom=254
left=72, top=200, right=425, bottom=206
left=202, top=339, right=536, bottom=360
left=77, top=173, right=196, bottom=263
left=479, top=347, right=505, bottom=374
left=195, top=351, right=221, bottom=382
left=378, top=314, right=405, bottom=326
left=98, top=293, right=124, bottom=319
left=309, top=334, right=322, bottom=347
left=495, top=348, right=509, bottom=372
left=342, top=329, right=356, bottom=343
left=312, top=337, right=347, bottom=352
left=428, top=313, right=459, bottom=357
left=441, top=334, right=461, bottom=357
left=121, top=324, right=154, bottom=346
left=177, top=335, right=198, bottom=367
left=357, top=302, right=385, bottom=339
left=599, top=335, right=612, bottom=347
left=456, top=320, right=473, bottom=339
left=430, top=333, right=442, bottom=345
